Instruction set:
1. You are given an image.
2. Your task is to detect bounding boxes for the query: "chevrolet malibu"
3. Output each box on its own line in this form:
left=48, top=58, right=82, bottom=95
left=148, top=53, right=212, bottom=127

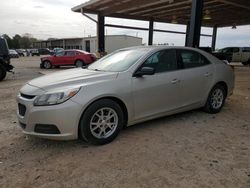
left=17, top=46, right=234, bottom=145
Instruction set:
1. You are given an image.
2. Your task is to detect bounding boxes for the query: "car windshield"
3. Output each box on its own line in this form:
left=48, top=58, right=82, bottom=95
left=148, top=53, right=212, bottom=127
left=87, top=48, right=149, bottom=72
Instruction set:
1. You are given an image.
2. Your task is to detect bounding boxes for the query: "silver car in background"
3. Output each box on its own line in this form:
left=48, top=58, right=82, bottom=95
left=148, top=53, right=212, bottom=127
left=17, top=46, right=234, bottom=145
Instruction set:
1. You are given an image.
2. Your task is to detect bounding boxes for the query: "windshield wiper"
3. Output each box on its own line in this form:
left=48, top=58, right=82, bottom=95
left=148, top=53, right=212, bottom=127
left=91, top=68, right=102, bottom=71
left=87, top=68, right=104, bottom=72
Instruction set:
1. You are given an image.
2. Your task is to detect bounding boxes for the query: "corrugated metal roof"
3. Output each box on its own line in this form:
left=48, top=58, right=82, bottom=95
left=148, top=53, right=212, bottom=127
left=72, top=0, right=250, bottom=27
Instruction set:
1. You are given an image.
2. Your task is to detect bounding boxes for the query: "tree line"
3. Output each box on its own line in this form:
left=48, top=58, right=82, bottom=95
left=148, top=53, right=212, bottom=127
left=2, top=33, right=39, bottom=49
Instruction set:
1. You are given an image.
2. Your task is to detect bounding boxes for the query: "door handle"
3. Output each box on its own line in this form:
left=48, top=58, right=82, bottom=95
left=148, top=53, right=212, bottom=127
left=204, top=72, right=212, bottom=77
left=171, top=79, right=180, bottom=84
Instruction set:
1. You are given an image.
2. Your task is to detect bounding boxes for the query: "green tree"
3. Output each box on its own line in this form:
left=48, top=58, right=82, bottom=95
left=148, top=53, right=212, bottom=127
left=2, top=33, right=39, bottom=49
left=2, top=34, right=13, bottom=48
left=19, top=36, right=31, bottom=48
left=12, top=34, right=21, bottom=49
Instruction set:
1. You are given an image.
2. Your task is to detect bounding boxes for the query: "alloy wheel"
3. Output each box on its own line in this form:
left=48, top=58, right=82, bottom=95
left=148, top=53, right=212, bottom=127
left=211, top=88, right=224, bottom=109
left=90, top=107, right=118, bottom=139
left=44, top=61, right=51, bottom=69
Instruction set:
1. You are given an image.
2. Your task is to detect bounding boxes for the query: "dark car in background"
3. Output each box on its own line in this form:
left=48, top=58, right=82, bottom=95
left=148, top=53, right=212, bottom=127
left=40, top=50, right=96, bottom=69
left=30, top=49, right=40, bottom=56
left=15, top=49, right=25, bottom=56
left=0, top=37, right=14, bottom=81
left=38, top=48, right=53, bottom=55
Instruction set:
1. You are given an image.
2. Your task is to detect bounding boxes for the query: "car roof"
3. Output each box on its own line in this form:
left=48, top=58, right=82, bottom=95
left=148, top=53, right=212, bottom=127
left=64, top=49, right=90, bottom=53
left=120, top=45, right=208, bottom=54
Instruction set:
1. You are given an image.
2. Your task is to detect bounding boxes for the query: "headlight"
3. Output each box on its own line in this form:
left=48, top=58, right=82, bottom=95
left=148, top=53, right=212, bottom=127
left=34, top=87, right=80, bottom=106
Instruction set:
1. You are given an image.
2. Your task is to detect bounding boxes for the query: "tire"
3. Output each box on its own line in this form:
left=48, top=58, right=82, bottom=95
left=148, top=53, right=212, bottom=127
left=75, top=60, right=84, bottom=68
left=79, top=99, right=124, bottom=145
left=43, top=61, right=52, bottom=69
left=242, top=62, right=248, bottom=66
left=40, top=63, right=44, bottom=69
left=203, top=85, right=226, bottom=114
left=0, top=64, right=7, bottom=81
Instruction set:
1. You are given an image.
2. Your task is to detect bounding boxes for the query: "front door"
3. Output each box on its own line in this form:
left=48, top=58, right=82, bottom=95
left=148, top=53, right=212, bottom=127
left=53, top=50, right=65, bottom=65
left=132, top=49, right=183, bottom=121
left=64, top=51, right=76, bottom=65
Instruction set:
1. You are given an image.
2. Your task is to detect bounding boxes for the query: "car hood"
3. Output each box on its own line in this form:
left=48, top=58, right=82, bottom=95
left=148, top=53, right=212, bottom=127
left=21, top=68, right=118, bottom=95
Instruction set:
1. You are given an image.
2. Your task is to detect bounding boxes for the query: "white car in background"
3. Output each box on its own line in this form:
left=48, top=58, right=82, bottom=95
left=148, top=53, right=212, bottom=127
left=53, top=48, right=64, bottom=54
left=9, top=49, right=19, bottom=58
left=215, top=47, right=250, bottom=65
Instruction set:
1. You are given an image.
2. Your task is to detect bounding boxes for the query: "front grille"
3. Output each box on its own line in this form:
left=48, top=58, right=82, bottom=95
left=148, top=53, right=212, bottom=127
left=18, top=103, right=26, bottom=116
left=34, top=124, right=61, bottom=134
left=20, top=93, right=35, bottom=99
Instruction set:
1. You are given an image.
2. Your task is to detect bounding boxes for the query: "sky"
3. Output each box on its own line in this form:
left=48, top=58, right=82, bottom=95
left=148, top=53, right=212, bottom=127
left=0, top=0, right=250, bottom=49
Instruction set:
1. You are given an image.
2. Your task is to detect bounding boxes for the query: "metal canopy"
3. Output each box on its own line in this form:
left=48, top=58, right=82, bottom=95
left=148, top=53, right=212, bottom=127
left=72, top=0, right=250, bottom=27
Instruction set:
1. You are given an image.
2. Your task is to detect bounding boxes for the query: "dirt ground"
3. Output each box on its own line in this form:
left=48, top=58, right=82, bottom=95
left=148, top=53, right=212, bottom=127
left=0, top=57, right=250, bottom=188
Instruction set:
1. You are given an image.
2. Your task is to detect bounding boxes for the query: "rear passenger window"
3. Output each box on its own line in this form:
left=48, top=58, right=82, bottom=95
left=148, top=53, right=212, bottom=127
left=233, top=48, right=240, bottom=53
left=179, top=50, right=210, bottom=69
left=65, top=51, right=75, bottom=56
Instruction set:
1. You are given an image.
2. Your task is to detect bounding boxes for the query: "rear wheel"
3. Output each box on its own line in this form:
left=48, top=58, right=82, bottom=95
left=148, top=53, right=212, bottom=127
left=75, top=60, right=84, bottom=67
left=79, top=99, right=124, bottom=145
left=43, top=61, right=52, bottom=69
left=204, top=85, right=226, bottom=114
left=0, top=64, right=7, bottom=81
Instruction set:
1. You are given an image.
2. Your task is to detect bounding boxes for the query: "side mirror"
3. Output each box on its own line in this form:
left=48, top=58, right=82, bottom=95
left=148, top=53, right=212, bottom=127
left=134, top=67, right=155, bottom=77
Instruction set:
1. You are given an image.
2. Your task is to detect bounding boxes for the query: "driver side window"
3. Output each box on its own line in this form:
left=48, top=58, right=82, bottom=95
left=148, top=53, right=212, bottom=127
left=143, top=50, right=178, bottom=73
left=56, top=51, right=65, bottom=57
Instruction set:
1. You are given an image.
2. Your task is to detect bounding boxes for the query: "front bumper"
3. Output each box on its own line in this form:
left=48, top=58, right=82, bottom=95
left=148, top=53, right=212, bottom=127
left=16, top=93, right=83, bottom=140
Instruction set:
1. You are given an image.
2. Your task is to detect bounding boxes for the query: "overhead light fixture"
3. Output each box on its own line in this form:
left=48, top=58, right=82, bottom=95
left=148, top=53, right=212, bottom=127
left=171, top=15, right=178, bottom=24
left=232, top=23, right=237, bottom=29
left=203, top=10, right=212, bottom=20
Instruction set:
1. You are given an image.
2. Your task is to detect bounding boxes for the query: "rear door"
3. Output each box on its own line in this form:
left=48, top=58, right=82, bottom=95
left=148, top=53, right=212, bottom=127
left=176, top=49, right=215, bottom=107
left=232, top=47, right=241, bottom=62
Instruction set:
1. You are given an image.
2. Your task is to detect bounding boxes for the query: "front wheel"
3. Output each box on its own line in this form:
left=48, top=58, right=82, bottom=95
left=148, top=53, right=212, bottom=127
left=43, top=61, right=52, bottom=69
left=0, top=64, right=7, bottom=81
left=79, top=99, right=124, bottom=145
left=204, top=85, right=226, bottom=114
